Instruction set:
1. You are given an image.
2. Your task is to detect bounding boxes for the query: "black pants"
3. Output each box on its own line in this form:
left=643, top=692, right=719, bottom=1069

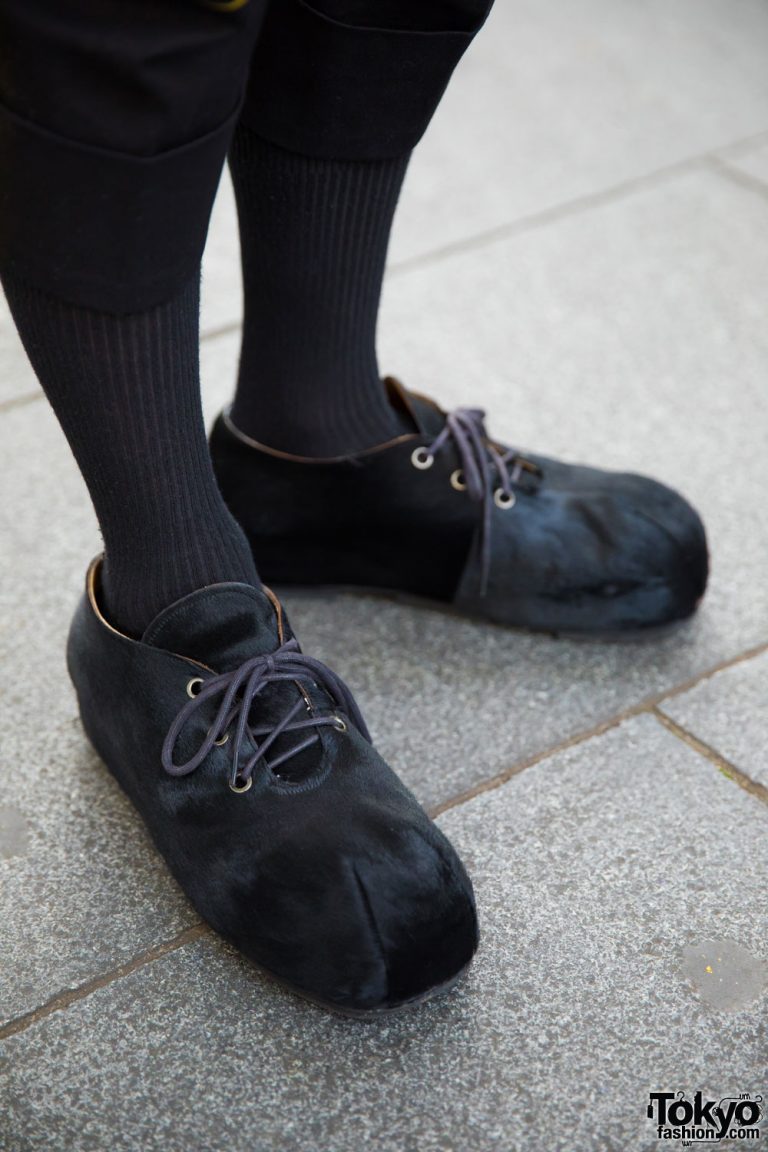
left=0, top=0, right=491, bottom=313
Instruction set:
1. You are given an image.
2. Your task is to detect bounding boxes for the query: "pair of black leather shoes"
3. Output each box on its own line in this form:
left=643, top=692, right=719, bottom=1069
left=67, top=381, right=707, bottom=1016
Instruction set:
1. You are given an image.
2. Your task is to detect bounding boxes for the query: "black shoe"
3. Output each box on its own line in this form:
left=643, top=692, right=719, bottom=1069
left=211, top=379, right=708, bottom=635
left=67, top=559, right=478, bottom=1016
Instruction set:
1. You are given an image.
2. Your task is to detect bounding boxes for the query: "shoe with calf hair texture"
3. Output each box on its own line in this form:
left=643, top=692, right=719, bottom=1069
left=67, top=558, right=478, bottom=1017
left=210, top=379, right=708, bottom=636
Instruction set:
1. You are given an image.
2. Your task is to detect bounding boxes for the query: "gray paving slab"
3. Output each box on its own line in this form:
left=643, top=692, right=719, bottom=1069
left=386, top=0, right=768, bottom=266
left=2, top=716, right=766, bottom=1152
left=0, top=718, right=196, bottom=1024
left=0, top=401, right=99, bottom=737
left=660, top=650, right=768, bottom=789
left=0, top=408, right=187, bottom=1018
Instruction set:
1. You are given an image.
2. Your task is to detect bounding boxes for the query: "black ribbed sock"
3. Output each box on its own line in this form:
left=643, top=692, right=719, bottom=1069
left=2, top=271, right=259, bottom=636
left=228, top=126, right=414, bottom=457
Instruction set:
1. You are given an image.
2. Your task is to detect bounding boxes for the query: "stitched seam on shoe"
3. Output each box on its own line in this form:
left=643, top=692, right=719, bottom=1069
left=84, top=556, right=216, bottom=673
left=141, top=585, right=267, bottom=648
left=351, top=861, right=390, bottom=1005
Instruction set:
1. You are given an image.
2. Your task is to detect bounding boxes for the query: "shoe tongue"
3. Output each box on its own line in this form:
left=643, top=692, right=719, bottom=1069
left=383, top=377, right=446, bottom=439
left=141, top=583, right=286, bottom=672
left=403, top=391, right=447, bottom=438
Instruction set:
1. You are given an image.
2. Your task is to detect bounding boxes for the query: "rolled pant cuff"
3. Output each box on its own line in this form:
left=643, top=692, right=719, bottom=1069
left=239, top=0, right=492, bottom=160
left=0, top=100, right=239, bottom=312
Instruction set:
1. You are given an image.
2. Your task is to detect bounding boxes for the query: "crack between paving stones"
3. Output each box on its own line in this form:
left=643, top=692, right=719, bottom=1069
left=652, top=708, right=768, bottom=808
left=430, top=638, right=768, bottom=817
left=714, top=126, right=768, bottom=160
left=0, top=924, right=209, bottom=1041
left=386, top=157, right=713, bottom=278
left=706, top=155, right=768, bottom=206
left=387, top=127, right=768, bottom=276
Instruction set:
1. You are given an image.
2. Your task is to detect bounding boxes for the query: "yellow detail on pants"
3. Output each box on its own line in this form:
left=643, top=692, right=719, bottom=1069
left=202, top=0, right=251, bottom=12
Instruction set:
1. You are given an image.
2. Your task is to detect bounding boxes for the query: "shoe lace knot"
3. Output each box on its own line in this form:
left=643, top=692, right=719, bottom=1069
left=161, top=638, right=370, bottom=791
left=420, top=407, right=541, bottom=595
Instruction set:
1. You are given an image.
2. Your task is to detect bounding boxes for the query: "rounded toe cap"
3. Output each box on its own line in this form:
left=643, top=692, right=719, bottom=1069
left=485, top=454, right=709, bottom=632
left=351, top=828, right=479, bottom=1011
left=617, top=473, right=709, bottom=615
left=238, top=820, right=478, bottom=1016
left=535, top=461, right=709, bottom=630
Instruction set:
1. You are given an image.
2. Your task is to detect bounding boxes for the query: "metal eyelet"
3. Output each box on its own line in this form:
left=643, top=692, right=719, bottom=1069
left=332, top=715, right=348, bottom=733
left=494, top=488, right=516, bottom=510
left=186, top=677, right=204, bottom=698
left=212, top=731, right=229, bottom=747
left=229, top=775, right=253, bottom=794
left=450, top=469, right=467, bottom=492
left=411, top=447, right=434, bottom=470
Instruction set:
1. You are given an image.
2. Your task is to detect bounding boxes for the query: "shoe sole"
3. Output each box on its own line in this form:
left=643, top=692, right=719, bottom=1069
left=248, top=951, right=475, bottom=1020
left=266, top=582, right=702, bottom=643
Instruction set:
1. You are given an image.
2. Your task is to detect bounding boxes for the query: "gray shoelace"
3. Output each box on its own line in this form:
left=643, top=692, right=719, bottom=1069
left=161, top=638, right=370, bottom=790
left=422, top=407, right=539, bottom=595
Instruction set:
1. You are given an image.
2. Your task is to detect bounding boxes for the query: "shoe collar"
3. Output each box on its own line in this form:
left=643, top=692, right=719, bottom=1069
left=221, top=377, right=448, bottom=464
left=86, top=557, right=289, bottom=674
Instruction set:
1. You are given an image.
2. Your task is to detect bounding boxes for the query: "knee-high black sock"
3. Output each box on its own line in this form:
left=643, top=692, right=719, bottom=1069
left=228, top=127, right=413, bottom=457
left=2, top=271, right=259, bottom=636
